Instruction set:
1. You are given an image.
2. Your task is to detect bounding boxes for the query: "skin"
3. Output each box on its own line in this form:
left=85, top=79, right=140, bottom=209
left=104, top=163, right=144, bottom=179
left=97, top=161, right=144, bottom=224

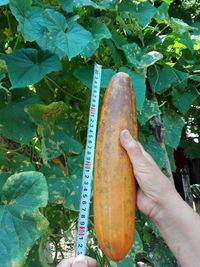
left=56, top=255, right=96, bottom=267
left=57, top=129, right=200, bottom=267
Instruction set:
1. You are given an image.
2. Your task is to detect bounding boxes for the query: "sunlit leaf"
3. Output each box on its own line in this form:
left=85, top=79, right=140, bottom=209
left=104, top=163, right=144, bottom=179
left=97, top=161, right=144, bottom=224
left=56, top=22, right=92, bottom=59
left=119, top=0, right=157, bottom=27
left=163, top=109, right=185, bottom=149
left=0, top=0, right=9, bottom=5
left=61, top=0, right=99, bottom=12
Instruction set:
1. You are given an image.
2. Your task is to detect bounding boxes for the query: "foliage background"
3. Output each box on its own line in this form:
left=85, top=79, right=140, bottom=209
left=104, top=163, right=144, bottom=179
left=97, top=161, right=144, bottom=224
left=0, top=0, right=199, bottom=266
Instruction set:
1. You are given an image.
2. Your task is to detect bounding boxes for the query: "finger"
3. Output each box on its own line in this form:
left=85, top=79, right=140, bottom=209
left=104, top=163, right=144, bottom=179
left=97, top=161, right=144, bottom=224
left=87, top=256, right=96, bottom=267
left=73, top=255, right=96, bottom=267
left=72, top=255, right=87, bottom=267
left=56, top=257, right=75, bottom=267
left=120, top=129, right=152, bottom=170
left=120, top=129, right=164, bottom=182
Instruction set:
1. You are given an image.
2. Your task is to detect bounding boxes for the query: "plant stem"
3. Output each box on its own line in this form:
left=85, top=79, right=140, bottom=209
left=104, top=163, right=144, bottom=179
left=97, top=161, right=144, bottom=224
left=5, top=7, right=12, bottom=35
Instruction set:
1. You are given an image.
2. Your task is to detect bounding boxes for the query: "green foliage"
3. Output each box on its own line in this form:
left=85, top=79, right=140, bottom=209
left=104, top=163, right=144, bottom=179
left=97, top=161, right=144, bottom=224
left=0, top=0, right=199, bottom=266
left=0, top=171, right=48, bottom=267
left=163, top=109, right=185, bottom=149
left=2, top=49, right=62, bottom=88
left=0, top=89, right=41, bottom=144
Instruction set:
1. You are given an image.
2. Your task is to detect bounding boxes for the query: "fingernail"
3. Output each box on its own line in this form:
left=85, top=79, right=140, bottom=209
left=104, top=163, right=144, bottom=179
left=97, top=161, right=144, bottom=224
left=121, top=129, right=131, bottom=140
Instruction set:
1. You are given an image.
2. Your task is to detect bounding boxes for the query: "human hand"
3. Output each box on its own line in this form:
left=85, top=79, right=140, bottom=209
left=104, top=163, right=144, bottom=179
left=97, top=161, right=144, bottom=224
left=56, top=255, right=96, bottom=267
left=120, top=129, right=177, bottom=222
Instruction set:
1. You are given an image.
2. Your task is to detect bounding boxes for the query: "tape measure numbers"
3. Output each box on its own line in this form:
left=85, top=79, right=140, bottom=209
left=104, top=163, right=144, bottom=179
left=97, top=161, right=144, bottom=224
left=76, top=63, right=102, bottom=256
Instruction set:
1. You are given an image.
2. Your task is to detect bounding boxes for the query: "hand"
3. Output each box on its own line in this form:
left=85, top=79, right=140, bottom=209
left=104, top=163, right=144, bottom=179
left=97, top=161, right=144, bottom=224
left=56, top=255, right=96, bottom=267
left=120, top=129, right=176, bottom=222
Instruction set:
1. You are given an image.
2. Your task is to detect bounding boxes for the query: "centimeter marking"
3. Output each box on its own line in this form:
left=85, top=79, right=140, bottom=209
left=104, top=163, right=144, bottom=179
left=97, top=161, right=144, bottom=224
left=75, top=63, right=102, bottom=256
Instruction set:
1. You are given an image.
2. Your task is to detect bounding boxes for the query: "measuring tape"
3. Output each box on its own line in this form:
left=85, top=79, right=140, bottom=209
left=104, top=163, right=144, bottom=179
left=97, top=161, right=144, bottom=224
left=75, top=63, right=102, bottom=256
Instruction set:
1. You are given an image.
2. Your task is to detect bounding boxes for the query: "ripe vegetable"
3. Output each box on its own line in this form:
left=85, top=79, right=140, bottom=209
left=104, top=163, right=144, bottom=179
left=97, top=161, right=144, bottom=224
left=94, top=72, right=138, bottom=261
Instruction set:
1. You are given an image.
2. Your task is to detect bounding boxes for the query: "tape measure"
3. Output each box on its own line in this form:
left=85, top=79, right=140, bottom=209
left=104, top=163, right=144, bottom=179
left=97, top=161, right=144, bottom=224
left=75, top=63, right=102, bottom=256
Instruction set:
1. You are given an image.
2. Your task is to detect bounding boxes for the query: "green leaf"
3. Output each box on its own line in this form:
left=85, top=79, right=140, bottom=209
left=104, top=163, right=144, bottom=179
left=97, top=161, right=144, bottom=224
left=140, top=133, right=165, bottom=168
left=62, top=0, right=116, bottom=11
left=189, top=74, right=200, bottom=82
left=144, top=32, right=162, bottom=48
left=105, top=39, right=123, bottom=64
left=21, top=7, right=66, bottom=44
left=0, top=72, right=5, bottom=81
left=0, top=173, right=9, bottom=195
left=42, top=152, right=84, bottom=211
left=82, top=21, right=111, bottom=57
left=0, top=0, right=9, bottom=6
left=26, top=102, right=83, bottom=162
left=132, top=230, right=143, bottom=257
left=148, top=65, right=175, bottom=92
left=56, top=22, right=92, bottom=59
left=20, top=7, right=44, bottom=42
left=1, top=48, right=62, bottom=88
left=149, top=240, right=175, bottom=267
left=40, top=8, right=67, bottom=33
left=119, top=67, right=146, bottom=112
left=122, top=43, right=162, bottom=69
left=111, top=32, right=127, bottom=49
left=61, top=0, right=99, bottom=12
left=172, top=86, right=199, bottom=113
left=16, top=7, right=91, bottom=59
left=139, top=51, right=163, bottom=68
left=25, top=101, right=69, bottom=125
left=0, top=171, right=48, bottom=267
left=0, top=151, right=8, bottom=172
left=73, top=66, right=116, bottom=89
left=163, top=0, right=174, bottom=3
left=148, top=65, right=188, bottom=93
left=100, top=69, right=116, bottom=89
left=163, top=110, right=185, bottom=149
left=9, top=0, right=31, bottom=22
left=119, top=0, right=157, bottom=27
left=0, top=88, right=41, bottom=144
left=154, top=2, right=169, bottom=21
left=9, top=154, right=35, bottom=173
left=1, top=153, right=35, bottom=174
left=138, top=99, right=161, bottom=126
left=25, top=245, right=42, bottom=267
left=179, top=33, right=194, bottom=53
left=170, top=18, right=196, bottom=34
left=180, top=139, right=200, bottom=160
left=98, top=0, right=117, bottom=9
left=121, top=43, right=141, bottom=66
left=166, top=145, right=176, bottom=172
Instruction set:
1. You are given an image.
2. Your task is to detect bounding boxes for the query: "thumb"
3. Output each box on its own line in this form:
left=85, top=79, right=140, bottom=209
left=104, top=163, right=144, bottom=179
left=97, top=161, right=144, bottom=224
left=120, top=129, right=159, bottom=174
left=120, top=129, right=148, bottom=166
left=72, top=255, right=88, bottom=267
